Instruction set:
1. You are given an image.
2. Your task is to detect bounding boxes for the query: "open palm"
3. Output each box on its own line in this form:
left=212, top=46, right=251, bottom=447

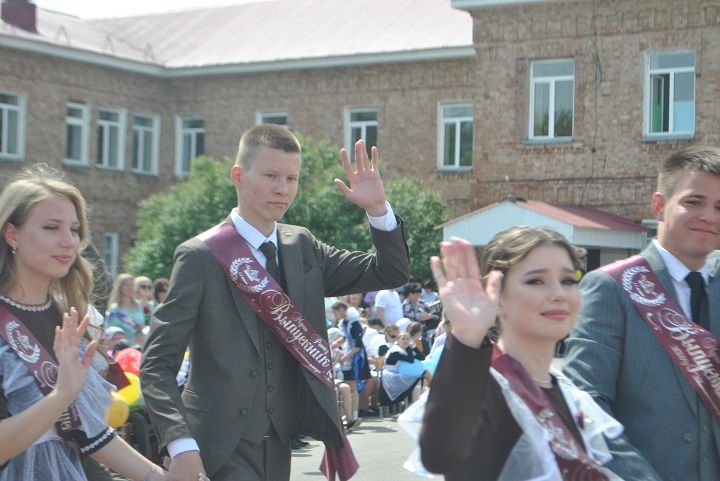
left=430, top=237, right=502, bottom=348
left=53, top=308, right=97, bottom=402
left=335, top=140, right=387, bottom=216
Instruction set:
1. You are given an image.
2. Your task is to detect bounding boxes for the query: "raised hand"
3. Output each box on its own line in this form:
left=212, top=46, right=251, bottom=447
left=429, top=237, right=503, bottom=348
left=335, top=140, right=388, bottom=217
left=53, top=307, right=97, bottom=403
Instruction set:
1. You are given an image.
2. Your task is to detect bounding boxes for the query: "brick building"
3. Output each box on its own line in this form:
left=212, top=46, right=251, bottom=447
left=1, top=0, right=717, bottom=274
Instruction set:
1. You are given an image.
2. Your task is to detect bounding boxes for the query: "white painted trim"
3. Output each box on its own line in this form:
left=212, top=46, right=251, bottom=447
left=437, top=101, right=474, bottom=169
left=642, top=50, right=696, bottom=137
left=452, top=0, right=553, bottom=9
left=255, top=110, right=288, bottom=127
left=0, top=34, right=474, bottom=78
left=175, top=115, right=205, bottom=177
left=102, top=232, right=119, bottom=279
left=131, top=112, right=160, bottom=175
left=63, top=101, right=90, bottom=166
left=344, top=107, right=378, bottom=158
left=95, top=107, right=126, bottom=171
left=0, top=90, right=26, bottom=161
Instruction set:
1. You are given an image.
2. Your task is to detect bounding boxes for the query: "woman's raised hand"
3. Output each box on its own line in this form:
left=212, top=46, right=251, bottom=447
left=429, top=237, right=502, bottom=348
left=53, top=307, right=97, bottom=403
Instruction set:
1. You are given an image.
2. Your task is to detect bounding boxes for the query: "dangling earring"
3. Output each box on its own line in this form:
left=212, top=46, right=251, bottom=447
left=11, top=246, right=16, bottom=255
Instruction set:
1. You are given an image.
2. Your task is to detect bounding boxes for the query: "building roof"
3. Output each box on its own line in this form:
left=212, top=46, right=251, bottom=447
left=0, top=0, right=473, bottom=74
left=440, top=198, right=648, bottom=249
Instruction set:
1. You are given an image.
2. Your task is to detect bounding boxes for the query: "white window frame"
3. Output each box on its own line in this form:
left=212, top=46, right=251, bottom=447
left=437, top=102, right=474, bottom=171
left=0, top=91, right=27, bottom=161
left=102, top=232, right=119, bottom=279
left=95, top=108, right=126, bottom=171
left=255, top=110, right=288, bottom=127
left=64, top=101, right=89, bottom=165
left=344, top=107, right=378, bottom=161
left=528, top=59, right=575, bottom=141
left=643, top=51, right=695, bottom=139
left=131, top=113, right=160, bottom=175
left=175, top=115, right=205, bottom=176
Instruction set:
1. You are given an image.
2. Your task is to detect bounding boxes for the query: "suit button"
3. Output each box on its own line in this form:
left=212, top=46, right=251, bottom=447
left=703, top=424, right=710, bottom=433
left=266, top=342, right=272, bottom=349
left=267, top=364, right=274, bottom=371
left=250, top=370, right=259, bottom=378
left=702, top=455, right=709, bottom=463
left=240, top=408, right=248, bottom=416
left=268, top=407, right=274, bottom=414
left=267, top=385, right=274, bottom=392
left=683, top=433, right=693, bottom=443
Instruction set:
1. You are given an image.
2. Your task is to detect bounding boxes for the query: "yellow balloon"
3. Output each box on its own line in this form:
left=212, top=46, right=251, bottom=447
left=106, top=391, right=129, bottom=428
left=117, top=372, right=141, bottom=405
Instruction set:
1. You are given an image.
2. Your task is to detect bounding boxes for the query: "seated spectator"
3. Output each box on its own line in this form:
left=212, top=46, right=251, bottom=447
left=328, top=327, right=356, bottom=431
left=381, top=331, right=427, bottom=407
left=106, top=274, right=145, bottom=339
left=152, top=278, right=169, bottom=305
left=133, top=276, right=155, bottom=324
left=334, top=301, right=373, bottom=426
left=421, top=280, right=439, bottom=304
left=376, top=324, right=400, bottom=358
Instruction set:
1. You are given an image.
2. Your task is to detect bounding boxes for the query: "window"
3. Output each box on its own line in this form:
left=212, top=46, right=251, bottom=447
left=96, top=108, right=125, bottom=170
left=176, top=116, right=205, bottom=176
left=345, top=108, right=377, bottom=160
left=529, top=59, right=574, bottom=140
left=102, top=232, right=119, bottom=279
left=644, top=51, right=695, bottom=137
left=256, top=110, right=288, bottom=127
left=0, top=91, right=26, bottom=161
left=132, top=114, right=160, bottom=175
left=64, top=102, right=89, bottom=165
left=438, top=103, right=474, bottom=169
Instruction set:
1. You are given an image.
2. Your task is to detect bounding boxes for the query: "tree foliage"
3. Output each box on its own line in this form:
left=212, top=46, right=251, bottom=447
left=123, top=136, right=446, bottom=282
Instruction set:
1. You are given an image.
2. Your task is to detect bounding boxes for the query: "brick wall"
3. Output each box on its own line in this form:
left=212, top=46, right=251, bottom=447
left=465, top=0, right=720, bottom=219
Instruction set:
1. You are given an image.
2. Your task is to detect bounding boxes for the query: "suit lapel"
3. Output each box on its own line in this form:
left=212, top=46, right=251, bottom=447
left=277, top=224, right=304, bottom=307
left=643, top=243, right=699, bottom=416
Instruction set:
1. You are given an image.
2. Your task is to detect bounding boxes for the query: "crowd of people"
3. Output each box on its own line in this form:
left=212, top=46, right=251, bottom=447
left=0, top=123, right=718, bottom=481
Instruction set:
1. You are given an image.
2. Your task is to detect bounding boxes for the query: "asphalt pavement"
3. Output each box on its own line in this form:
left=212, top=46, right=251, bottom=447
left=290, top=416, right=430, bottom=481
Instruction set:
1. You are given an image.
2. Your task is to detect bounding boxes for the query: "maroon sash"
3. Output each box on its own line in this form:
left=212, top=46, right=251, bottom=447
left=492, top=346, right=609, bottom=481
left=603, top=255, right=720, bottom=422
left=0, top=304, right=82, bottom=437
left=198, top=222, right=358, bottom=481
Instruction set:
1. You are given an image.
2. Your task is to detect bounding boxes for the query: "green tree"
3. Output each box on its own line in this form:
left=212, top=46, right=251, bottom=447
left=124, top=137, right=446, bottom=282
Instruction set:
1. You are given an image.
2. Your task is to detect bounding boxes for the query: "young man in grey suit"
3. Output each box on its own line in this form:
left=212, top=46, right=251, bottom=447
left=564, top=146, right=720, bottom=481
left=140, top=125, right=410, bottom=481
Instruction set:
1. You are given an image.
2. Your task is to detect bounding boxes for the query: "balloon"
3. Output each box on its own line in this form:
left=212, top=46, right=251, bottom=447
left=106, top=391, right=129, bottom=428
left=117, top=372, right=141, bottom=405
left=115, top=348, right=141, bottom=377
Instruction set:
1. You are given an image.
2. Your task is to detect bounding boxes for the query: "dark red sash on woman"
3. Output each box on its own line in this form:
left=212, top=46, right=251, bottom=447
left=198, top=222, right=358, bottom=481
left=492, top=346, right=609, bottom=481
left=603, top=255, right=720, bottom=422
left=0, top=305, right=81, bottom=437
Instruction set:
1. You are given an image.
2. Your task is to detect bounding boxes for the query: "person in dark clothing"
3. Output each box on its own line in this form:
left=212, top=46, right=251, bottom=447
left=420, top=228, right=625, bottom=481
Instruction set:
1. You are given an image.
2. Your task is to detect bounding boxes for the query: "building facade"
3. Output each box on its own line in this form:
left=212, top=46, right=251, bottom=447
left=1, top=0, right=717, bottom=274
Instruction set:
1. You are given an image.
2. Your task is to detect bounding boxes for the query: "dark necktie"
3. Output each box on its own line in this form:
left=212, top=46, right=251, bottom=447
left=259, top=241, right=279, bottom=283
left=685, top=271, right=710, bottom=329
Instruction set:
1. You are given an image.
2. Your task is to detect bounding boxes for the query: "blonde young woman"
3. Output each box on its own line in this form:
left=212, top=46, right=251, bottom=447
left=0, top=168, right=166, bottom=481
left=420, top=228, right=624, bottom=481
left=106, top=273, right=145, bottom=339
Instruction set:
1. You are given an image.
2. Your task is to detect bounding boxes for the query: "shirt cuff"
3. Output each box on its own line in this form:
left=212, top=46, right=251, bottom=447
left=367, top=202, right=398, bottom=231
left=168, top=437, right=200, bottom=458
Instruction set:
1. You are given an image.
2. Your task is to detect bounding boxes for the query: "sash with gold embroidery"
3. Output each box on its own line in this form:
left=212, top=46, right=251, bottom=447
left=492, top=346, right=609, bottom=481
left=0, top=304, right=82, bottom=437
left=199, top=222, right=358, bottom=481
left=603, top=255, right=720, bottom=423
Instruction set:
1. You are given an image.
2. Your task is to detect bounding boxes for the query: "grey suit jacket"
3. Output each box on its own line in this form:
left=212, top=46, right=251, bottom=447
left=140, top=218, right=409, bottom=475
left=564, top=244, right=720, bottom=481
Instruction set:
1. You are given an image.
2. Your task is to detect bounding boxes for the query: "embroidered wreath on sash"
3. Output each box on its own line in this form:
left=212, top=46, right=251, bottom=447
left=230, top=257, right=269, bottom=293
left=621, top=266, right=666, bottom=307
left=6, top=321, right=41, bottom=364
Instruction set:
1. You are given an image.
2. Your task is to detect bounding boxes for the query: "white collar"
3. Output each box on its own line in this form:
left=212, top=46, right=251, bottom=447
left=653, top=239, right=710, bottom=284
left=230, top=209, right=278, bottom=250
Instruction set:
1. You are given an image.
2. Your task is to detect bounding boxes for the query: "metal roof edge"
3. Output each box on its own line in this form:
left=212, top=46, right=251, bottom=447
left=452, top=0, right=554, bottom=10
left=0, top=34, right=474, bottom=78
left=0, top=33, right=164, bottom=76
left=164, top=47, right=476, bottom=78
